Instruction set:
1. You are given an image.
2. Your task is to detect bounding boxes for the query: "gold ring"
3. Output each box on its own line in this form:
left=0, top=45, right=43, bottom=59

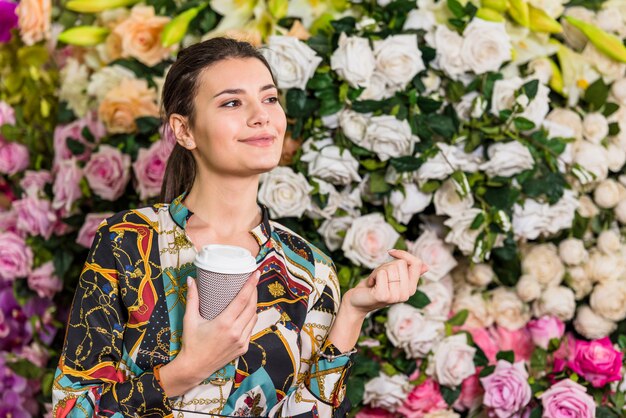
left=388, top=279, right=401, bottom=282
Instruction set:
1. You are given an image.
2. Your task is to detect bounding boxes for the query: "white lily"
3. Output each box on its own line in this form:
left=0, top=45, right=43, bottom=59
left=555, top=40, right=600, bottom=106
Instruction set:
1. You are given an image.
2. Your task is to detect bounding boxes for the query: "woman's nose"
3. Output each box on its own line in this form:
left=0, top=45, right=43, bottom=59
left=248, top=101, right=270, bottom=126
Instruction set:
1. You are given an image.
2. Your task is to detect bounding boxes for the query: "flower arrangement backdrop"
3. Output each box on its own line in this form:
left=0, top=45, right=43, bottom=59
left=1, top=0, right=626, bottom=416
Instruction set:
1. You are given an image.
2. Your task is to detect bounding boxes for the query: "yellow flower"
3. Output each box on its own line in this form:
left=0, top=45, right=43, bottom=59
left=528, top=5, right=562, bottom=33
left=507, top=0, right=530, bottom=27
left=65, top=0, right=140, bottom=13
left=476, top=7, right=505, bottom=22
left=564, top=16, right=626, bottom=63
left=58, top=26, right=110, bottom=46
left=161, top=5, right=207, bottom=47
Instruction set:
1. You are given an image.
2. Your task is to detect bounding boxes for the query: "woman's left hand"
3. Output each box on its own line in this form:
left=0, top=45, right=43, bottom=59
left=344, top=249, right=429, bottom=317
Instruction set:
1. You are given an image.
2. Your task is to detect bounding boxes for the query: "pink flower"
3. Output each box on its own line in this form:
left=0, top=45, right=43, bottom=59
left=53, top=112, right=105, bottom=168
left=27, top=261, right=62, bottom=299
left=13, top=195, right=57, bottom=239
left=492, top=327, right=534, bottom=363
left=397, top=378, right=448, bottom=418
left=527, top=316, right=565, bottom=350
left=19, top=170, right=52, bottom=196
left=132, top=139, right=171, bottom=200
left=567, top=337, right=622, bottom=388
left=0, top=208, right=18, bottom=234
left=454, top=373, right=484, bottom=412
left=19, top=342, right=49, bottom=368
left=355, top=407, right=395, bottom=418
left=465, top=327, right=499, bottom=364
left=480, top=361, right=531, bottom=418
left=0, top=231, right=33, bottom=281
left=538, top=379, right=595, bottom=418
left=0, top=140, right=29, bottom=175
left=76, top=212, right=112, bottom=248
left=0, top=101, right=15, bottom=125
left=84, top=145, right=131, bottom=201
left=52, top=158, right=82, bottom=216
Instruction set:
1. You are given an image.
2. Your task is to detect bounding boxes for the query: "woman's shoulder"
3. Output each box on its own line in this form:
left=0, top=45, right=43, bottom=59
left=98, top=203, right=165, bottom=233
left=269, top=220, right=336, bottom=273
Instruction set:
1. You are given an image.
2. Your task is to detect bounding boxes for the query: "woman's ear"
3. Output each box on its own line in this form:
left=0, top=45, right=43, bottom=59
left=169, top=114, right=197, bottom=150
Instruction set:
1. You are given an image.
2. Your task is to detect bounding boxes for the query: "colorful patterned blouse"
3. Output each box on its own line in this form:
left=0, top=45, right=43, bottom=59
left=52, top=193, right=356, bottom=418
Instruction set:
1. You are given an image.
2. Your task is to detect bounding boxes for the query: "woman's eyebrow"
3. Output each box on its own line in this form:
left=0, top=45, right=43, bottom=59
left=213, top=84, right=277, bottom=98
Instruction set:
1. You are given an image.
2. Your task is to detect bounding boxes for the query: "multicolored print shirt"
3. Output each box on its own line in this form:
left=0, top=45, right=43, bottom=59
left=52, top=193, right=356, bottom=418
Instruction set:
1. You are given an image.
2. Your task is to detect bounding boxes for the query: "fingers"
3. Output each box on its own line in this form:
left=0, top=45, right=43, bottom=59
left=183, top=277, right=200, bottom=325
left=388, top=249, right=429, bottom=279
left=373, top=269, right=390, bottom=303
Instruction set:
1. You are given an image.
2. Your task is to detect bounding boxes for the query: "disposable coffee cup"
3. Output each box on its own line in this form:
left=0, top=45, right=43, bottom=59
left=194, top=244, right=258, bottom=320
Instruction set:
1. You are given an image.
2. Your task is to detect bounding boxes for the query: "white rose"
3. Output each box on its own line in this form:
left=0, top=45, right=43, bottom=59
left=453, top=286, right=494, bottom=327
left=573, top=305, right=618, bottom=340
left=558, top=238, right=588, bottom=266
left=434, top=178, right=475, bottom=218
left=582, top=112, right=610, bottom=144
left=444, top=209, right=483, bottom=256
left=362, top=115, right=415, bottom=161
left=595, top=6, right=624, bottom=33
left=594, top=179, right=625, bottom=209
left=432, top=25, right=468, bottom=79
left=403, top=8, right=436, bottom=32
left=342, top=213, right=400, bottom=269
left=532, top=286, right=576, bottom=321
left=87, top=65, right=136, bottom=102
left=597, top=230, right=622, bottom=254
left=301, top=145, right=361, bottom=186
left=585, top=249, right=626, bottom=283
left=417, top=143, right=483, bottom=183
left=306, top=180, right=341, bottom=220
left=513, top=190, right=579, bottom=240
left=615, top=200, right=626, bottom=224
left=566, top=266, right=593, bottom=299
left=389, top=183, right=432, bottom=224
left=59, top=58, right=89, bottom=117
left=461, top=18, right=511, bottom=74
left=422, top=71, right=442, bottom=95
left=480, top=141, right=535, bottom=177
left=258, top=167, right=312, bottom=218
left=516, top=274, right=542, bottom=302
left=330, top=33, right=376, bottom=88
left=610, top=78, right=626, bottom=106
left=489, top=287, right=531, bottom=330
left=528, top=57, right=554, bottom=84
left=408, top=229, right=458, bottom=282
left=424, top=410, right=461, bottom=418
left=373, top=34, right=425, bottom=89
left=360, top=71, right=396, bottom=101
left=491, top=77, right=550, bottom=127
left=338, top=184, right=363, bottom=215
left=528, top=0, right=566, bottom=17
left=521, top=83, right=551, bottom=127
left=455, top=92, right=482, bottom=120
left=386, top=304, right=445, bottom=358
left=263, top=36, right=322, bottom=90
left=590, top=280, right=626, bottom=321
left=339, top=109, right=369, bottom=144
left=574, top=141, right=610, bottom=183
left=562, top=7, right=595, bottom=50
left=318, top=216, right=352, bottom=252
left=466, top=263, right=494, bottom=287
left=363, top=372, right=411, bottom=412
left=522, top=243, right=565, bottom=287
left=420, top=280, right=453, bottom=319
left=578, top=195, right=599, bottom=218
left=428, top=334, right=476, bottom=387
left=607, top=141, right=626, bottom=172
left=582, top=43, right=626, bottom=82
left=546, top=108, right=583, bottom=140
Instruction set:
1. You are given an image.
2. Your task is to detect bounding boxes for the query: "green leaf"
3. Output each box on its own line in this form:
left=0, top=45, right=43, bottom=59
left=369, top=170, right=391, bottom=194
left=440, top=385, right=462, bottom=406
left=470, top=212, right=485, bottom=230
left=496, top=350, right=515, bottom=363
left=0, top=124, right=22, bottom=141
left=513, top=117, right=536, bottom=131
left=446, top=80, right=466, bottom=103
left=420, top=180, right=441, bottom=193
left=416, top=97, right=442, bottom=113
left=406, top=290, right=431, bottom=309
left=390, top=156, right=422, bottom=172
left=474, top=345, right=489, bottom=367
left=484, top=187, right=520, bottom=209
left=522, top=79, right=539, bottom=100
left=67, top=137, right=86, bottom=155
left=584, top=78, right=609, bottom=110
left=479, top=365, right=495, bottom=377
left=446, top=309, right=469, bottom=326
left=307, top=72, right=334, bottom=90
left=427, top=115, right=457, bottom=139
left=6, top=358, right=44, bottom=379
left=618, top=334, right=626, bottom=350
left=608, top=122, right=620, bottom=136
left=285, top=89, right=308, bottom=117
left=346, top=377, right=365, bottom=407
left=596, top=406, right=618, bottom=418
left=530, top=347, right=547, bottom=371
left=530, top=407, right=543, bottom=418
left=548, top=338, right=562, bottom=353
left=603, top=102, right=619, bottom=117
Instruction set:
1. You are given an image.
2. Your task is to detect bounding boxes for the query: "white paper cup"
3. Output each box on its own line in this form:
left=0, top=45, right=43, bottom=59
left=193, top=244, right=257, bottom=320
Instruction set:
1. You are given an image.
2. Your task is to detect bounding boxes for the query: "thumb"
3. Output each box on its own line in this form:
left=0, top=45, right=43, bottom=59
left=184, top=276, right=200, bottom=323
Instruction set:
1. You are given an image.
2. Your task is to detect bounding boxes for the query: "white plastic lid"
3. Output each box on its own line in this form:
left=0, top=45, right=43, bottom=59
left=194, top=244, right=257, bottom=274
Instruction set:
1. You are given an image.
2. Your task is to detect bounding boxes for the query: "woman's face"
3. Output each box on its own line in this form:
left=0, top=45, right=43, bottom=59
left=185, top=57, right=287, bottom=176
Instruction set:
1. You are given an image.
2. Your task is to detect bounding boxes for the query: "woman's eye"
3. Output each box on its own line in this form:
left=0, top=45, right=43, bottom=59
left=265, top=96, right=279, bottom=104
left=222, top=99, right=241, bottom=107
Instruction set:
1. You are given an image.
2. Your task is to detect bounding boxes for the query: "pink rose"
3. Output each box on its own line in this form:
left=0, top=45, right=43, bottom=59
left=27, top=261, right=62, bottom=299
left=13, top=195, right=57, bottom=239
left=464, top=327, right=499, bottom=364
left=567, top=337, right=622, bottom=387
left=0, top=231, right=33, bottom=281
left=454, top=373, right=484, bottom=412
left=132, top=139, right=172, bottom=200
left=76, top=212, right=112, bottom=248
left=553, top=333, right=577, bottom=375
left=527, top=316, right=565, bottom=350
left=397, top=378, right=448, bottom=418
left=52, top=158, right=82, bottom=216
left=538, top=379, right=595, bottom=418
left=53, top=112, right=105, bottom=168
left=492, top=327, right=534, bottom=363
left=480, top=361, right=531, bottom=418
left=355, top=407, right=395, bottom=418
left=0, top=101, right=15, bottom=126
left=0, top=140, right=29, bottom=175
left=84, top=145, right=131, bottom=201
left=0, top=209, right=19, bottom=234
left=20, top=170, right=52, bottom=196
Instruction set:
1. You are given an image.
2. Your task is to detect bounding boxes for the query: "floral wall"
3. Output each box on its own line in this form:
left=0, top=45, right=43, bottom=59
left=1, top=0, right=626, bottom=416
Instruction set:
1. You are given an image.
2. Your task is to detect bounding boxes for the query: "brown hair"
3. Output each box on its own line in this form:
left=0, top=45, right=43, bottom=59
left=159, top=37, right=277, bottom=203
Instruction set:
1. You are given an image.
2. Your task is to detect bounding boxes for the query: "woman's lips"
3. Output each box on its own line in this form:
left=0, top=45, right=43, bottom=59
left=239, top=137, right=275, bottom=147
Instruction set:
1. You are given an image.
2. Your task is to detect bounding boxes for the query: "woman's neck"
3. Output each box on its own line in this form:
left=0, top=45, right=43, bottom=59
left=183, top=170, right=262, bottom=237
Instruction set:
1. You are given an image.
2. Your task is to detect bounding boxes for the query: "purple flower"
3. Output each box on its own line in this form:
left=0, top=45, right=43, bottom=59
left=480, top=360, right=532, bottom=418
left=0, top=1, right=18, bottom=44
left=0, top=287, right=32, bottom=352
left=0, top=390, right=30, bottom=418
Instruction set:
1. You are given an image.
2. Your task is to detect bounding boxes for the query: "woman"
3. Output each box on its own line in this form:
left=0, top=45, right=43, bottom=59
left=52, top=37, right=427, bottom=417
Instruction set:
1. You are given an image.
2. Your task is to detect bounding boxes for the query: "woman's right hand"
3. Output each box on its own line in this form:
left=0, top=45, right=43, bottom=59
left=159, top=271, right=260, bottom=397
